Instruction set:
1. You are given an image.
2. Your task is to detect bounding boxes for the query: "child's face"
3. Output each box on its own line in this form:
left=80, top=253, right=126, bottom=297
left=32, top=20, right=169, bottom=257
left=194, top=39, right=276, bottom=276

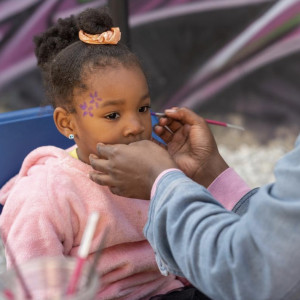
left=72, top=65, right=152, bottom=164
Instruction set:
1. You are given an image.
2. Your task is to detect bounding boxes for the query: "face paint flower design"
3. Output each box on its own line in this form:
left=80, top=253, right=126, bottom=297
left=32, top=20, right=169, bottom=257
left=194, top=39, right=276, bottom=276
left=79, top=91, right=102, bottom=117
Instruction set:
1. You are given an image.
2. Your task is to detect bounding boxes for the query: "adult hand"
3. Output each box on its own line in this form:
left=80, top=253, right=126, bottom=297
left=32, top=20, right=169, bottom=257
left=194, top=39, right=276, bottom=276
left=89, top=140, right=177, bottom=199
left=154, top=107, right=228, bottom=187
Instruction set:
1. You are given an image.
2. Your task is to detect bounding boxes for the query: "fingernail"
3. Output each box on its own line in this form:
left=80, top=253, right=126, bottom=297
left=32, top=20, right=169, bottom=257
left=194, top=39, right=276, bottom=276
left=165, top=109, right=177, bottom=113
left=96, top=142, right=104, bottom=151
left=89, top=154, right=97, bottom=162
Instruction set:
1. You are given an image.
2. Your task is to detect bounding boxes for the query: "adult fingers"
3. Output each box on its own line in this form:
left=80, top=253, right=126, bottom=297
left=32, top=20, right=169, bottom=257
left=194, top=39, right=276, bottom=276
left=89, top=154, right=111, bottom=173
left=153, top=125, right=174, bottom=144
left=164, top=107, right=207, bottom=127
left=159, top=117, right=183, bottom=133
left=95, top=143, right=116, bottom=159
left=154, top=115, right=185, bottom=142
left=89, top=172, right=115, bottom=187
left=109, top=186, right=123, bottom=197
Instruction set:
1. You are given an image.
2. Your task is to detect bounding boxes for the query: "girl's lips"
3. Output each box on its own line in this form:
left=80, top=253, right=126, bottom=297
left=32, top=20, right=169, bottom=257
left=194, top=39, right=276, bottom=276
left=125, top=136, right=150, bottom=145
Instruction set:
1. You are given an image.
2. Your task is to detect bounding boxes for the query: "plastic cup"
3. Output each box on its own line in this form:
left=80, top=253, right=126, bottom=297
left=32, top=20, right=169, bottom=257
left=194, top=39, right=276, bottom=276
left=0, top=256, right=99, bottom=300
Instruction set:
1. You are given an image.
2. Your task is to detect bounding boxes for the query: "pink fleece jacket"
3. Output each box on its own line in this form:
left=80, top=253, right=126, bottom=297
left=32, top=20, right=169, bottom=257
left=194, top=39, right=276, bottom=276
left=0, top=146, right=182, bottom=300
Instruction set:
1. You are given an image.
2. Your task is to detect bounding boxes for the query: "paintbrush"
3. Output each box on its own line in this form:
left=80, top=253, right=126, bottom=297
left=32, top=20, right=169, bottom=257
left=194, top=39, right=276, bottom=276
left=151, top=112, right=245, bottom=131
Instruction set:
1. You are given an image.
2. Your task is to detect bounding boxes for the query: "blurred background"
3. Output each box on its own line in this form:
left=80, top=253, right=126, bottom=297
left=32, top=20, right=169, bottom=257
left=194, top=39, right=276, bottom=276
left=0, top=0, right=300, bottom=187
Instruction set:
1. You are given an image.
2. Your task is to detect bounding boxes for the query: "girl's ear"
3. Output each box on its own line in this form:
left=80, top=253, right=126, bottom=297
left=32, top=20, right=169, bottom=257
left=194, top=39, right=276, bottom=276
left=53, top=107, right=77, bottom=139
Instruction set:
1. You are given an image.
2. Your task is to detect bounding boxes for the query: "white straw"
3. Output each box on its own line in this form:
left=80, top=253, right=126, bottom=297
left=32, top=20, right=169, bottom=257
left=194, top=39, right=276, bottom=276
left=78, top=212, right=100, bottom=258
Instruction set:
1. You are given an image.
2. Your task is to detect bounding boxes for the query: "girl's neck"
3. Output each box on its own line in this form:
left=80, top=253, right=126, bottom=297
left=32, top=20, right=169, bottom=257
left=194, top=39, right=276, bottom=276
left=76, top=148, right=91, bottom=165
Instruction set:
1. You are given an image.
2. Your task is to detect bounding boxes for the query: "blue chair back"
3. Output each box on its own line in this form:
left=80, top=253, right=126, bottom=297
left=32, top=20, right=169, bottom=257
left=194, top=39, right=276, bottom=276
left=0, top=106, right=75, bottom=213
left=0, top=106, right=163, bottom=213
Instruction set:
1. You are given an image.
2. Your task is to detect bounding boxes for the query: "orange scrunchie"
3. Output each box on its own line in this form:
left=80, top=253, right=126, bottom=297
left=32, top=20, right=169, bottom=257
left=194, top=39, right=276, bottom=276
left=79, top=27, right=121, bottom=45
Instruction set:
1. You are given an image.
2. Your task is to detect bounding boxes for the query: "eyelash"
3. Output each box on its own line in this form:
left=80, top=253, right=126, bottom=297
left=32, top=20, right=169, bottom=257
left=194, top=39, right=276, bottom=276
left=105, top=105, right=151, bottom=120
left=139, top=105, right=151, bottom=113
left=105, top=112, right=120, bottom=120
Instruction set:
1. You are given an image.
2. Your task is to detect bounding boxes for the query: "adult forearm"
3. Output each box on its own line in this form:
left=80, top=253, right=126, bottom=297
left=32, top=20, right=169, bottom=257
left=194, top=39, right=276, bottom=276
left=144, top=170, right=300, bottom=300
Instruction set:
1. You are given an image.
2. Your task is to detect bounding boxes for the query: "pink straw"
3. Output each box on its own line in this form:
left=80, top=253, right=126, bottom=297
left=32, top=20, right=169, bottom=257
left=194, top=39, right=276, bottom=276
left=0, top=282, right=14, bottom=300
left=66, top=212, right=100, bottom=295
left=151, top=112, right=245, bottom=131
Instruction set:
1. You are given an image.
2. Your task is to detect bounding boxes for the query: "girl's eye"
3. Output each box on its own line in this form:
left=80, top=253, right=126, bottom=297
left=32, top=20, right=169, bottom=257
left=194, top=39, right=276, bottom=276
left=105, top=112, right=120, bottom=120
left=139, top=105, right=151, bottom=113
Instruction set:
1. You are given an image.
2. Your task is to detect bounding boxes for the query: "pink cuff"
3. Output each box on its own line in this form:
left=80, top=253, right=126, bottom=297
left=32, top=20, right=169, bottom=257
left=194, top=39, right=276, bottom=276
left=151, top=168, right=182, bottom=198
left=207, top=167, right=251, bottom=210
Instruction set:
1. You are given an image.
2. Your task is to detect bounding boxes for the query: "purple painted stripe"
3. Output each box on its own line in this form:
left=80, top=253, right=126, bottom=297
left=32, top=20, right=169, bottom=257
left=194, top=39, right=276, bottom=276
left=0, top=54, right=36, bottom=89
left=132, top=0, right=167, bottom=15
left=164, top=27, right=300, bottom=109
left=129, top=0, right=177, bottom=16
left=56, top=0, right=84, bottom=11
left=161, top=0, right=291, bottom=106
left=0, top=22, right=12, bottom=43
left=0, top=0, right=60, bottom=70
left=129, top=0, right=232, bottom=16
left=129, top=0, right=273, bottom=27
left=53, top=0, right=106, bottom=21
left=0, top=0, right=40, bottom=22
left=248, top=1, right=300, bottom=45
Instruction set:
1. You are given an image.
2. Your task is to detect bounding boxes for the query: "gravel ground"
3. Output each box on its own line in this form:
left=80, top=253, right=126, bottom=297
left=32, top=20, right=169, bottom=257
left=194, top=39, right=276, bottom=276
left=0, top=113, right=298, bottom=274
left=218, top=141, right=288, bottom=188
left=210, top=113, right=298, bottom=188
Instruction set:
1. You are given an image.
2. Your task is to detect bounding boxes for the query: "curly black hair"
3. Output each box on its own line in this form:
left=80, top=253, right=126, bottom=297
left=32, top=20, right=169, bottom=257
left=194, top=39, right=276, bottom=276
left=34, top=7, right=142, bottom=111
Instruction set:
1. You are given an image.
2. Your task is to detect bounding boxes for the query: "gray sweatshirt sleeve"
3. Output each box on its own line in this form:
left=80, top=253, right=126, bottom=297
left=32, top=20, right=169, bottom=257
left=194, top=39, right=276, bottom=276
left=144, top=134, right=300, bottom=300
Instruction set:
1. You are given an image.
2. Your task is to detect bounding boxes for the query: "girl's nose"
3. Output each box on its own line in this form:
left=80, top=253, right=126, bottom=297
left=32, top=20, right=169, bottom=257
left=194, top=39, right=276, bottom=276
left=123, top=116, right=145, bottom=137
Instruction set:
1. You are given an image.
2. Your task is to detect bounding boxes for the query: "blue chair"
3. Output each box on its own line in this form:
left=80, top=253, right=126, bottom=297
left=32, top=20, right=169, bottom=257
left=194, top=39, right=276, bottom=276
left=0, top=106, right=75, bottom=213
left=0, top=106, right=163, bottom=213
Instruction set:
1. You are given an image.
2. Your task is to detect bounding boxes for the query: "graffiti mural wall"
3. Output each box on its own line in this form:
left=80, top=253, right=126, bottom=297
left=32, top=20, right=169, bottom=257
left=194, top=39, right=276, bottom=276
left=1, top=0, right=300, bottom=139
left=0, top=0, right=107, bottom=110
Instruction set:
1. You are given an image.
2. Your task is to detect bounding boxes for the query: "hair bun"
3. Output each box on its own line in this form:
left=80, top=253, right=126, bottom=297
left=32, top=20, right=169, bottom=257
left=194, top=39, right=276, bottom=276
left=77, top=8, right=114, bottom=35
left=34, top=15, right=79, bottom=67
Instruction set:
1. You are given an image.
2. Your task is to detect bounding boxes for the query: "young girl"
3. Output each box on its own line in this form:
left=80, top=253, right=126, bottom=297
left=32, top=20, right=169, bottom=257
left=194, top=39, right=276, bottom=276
left=0, top=8, right=184, bottom=299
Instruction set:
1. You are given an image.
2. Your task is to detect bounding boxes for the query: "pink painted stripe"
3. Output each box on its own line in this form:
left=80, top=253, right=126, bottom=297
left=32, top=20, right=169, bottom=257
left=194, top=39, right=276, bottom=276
left=249, top=2, right=300, bottom=43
